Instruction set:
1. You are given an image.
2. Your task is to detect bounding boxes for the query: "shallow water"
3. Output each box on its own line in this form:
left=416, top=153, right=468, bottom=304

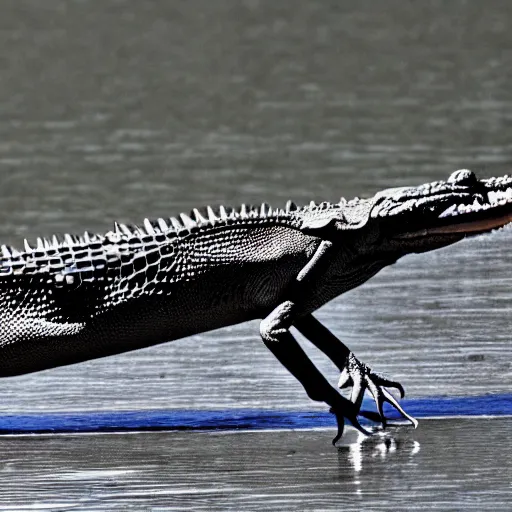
left=0, top=0, right=511, bottom=510
left=1, top=420, right=511, bottom=511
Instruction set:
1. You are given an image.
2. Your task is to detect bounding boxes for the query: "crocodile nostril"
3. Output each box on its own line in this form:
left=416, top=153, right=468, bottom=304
left=447, top=169, right=478, bottom=186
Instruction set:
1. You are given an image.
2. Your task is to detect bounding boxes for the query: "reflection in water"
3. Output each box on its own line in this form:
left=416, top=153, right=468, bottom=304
left=0, top=415, right=507, bottom=509
left=339, top=429, right=421, bottom=475
left=336, top=429, right=423, bottom=500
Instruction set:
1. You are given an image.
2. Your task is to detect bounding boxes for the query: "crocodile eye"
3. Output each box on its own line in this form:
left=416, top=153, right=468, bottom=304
left=447, top=169, right=478, bottom=186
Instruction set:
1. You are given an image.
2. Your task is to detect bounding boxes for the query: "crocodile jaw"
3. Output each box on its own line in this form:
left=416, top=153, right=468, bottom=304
left=384, top=171, right=512, bottom=241
left=397, top=210, right=512, bottom=239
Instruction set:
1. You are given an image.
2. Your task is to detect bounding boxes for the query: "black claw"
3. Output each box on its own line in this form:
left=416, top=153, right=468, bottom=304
left=330, top=406, right=372, bottom=445
left=349, top=415, right=373, bottom=436
left=382, top=388, right=419, bottom=428
left=378, top=400, right=387, bottom=429
left=374, top=375, right=406, bottom=398
left=365, top=378, right=387, bottom=427
left=332, top=426, right=344, bottom=446
left=337, top=358, right=413, bottom=435
left=331, top=409, right=345, bottom=446
left=374, top=393, right=387, bottom=428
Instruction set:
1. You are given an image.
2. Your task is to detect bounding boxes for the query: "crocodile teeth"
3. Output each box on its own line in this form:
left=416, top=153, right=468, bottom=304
left=83, top=231, right=92, bottom=243
left=144, top=218, right=156, bottom=234
left=52, top=235, right=60, bottom=246
left=157, top=218, right=169, bottom=231
left=260, top=203, right=267, bottom=217
left=24, top=239, right=32, bottom=252
left=488, top=189, right=512, bottom=204
left=471, top=198, right=482, bottom=211
left=488, top=191, right=499, bottom=204
left=180, top=213, right=196, bottom=230
left=207, top=206, right=217, bottom=223
left=64, top=234, right=74, bottom=246
left=43, top=239, right=51, bottom=250
left=219, top=206, right=228, bottom=220
left=36, top=237, right=45, bottom=250
left=439, top=204, right=458, bottom=218
left=192, top=208, right=207, bottom=224
left=1, top=245, right=11, bottom=258
left=114, top=222, right=123, bottom=235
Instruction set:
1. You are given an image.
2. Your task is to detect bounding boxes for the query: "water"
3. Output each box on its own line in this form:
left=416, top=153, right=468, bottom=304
left=1, top=421, right=511, bottom=511
left=0, top=0, right=511, bottom=509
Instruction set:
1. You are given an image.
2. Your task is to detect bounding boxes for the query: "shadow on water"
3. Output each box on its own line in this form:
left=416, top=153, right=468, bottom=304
left=0, top=394, right=509, bottom=433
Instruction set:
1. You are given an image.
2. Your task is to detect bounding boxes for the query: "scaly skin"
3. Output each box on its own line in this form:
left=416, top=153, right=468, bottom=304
left=0, top=169, right=511, bottom=442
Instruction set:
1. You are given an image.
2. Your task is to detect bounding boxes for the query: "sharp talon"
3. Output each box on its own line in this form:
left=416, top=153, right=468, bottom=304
left=382, top=388, right=418, bottom=428
left=366, top=378, right=386, bottom=427
left=331, top=410, right=345, bottom=445
left=337, top=354, right=414, bottom=434
left=330, top=404, right=372, bottom=445
left=388, top=381, right=406, bottom=399
left=377, top=395, right=387, bottom=428
left=349, top=373, right=364, bottom=408
left=332, top=424, right=344, bottom=446
left=349, top=416, right=373, bottom=437
left=374, top=375, right=406, bottom=398
left=337, top=367, right=351, bottom=389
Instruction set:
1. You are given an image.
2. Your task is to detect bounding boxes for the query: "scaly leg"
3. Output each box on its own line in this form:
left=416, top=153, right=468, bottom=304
left=260, top=240, right=375, bottom=444
left=260, top=300, right=371, bottom=444
left=294, top=314, right=418, bottom=428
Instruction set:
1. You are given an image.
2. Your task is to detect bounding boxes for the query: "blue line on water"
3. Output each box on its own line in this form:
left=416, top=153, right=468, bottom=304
left=0, top=394, right=510, bottom=434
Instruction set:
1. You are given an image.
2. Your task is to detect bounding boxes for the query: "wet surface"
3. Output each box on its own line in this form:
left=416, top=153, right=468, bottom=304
left=0, top=0, right=511, bottom=510
left=0, top=420, right=511, bottom=511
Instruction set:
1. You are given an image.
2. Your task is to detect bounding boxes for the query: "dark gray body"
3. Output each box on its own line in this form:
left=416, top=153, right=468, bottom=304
left=0, top=211, right=332, bottom=375
left=1, top=169, right=511, bottom=441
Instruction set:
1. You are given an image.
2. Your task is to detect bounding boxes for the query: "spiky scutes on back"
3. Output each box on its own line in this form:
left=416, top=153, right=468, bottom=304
left=0, top=198, right=356, bottom=280
left=0, top=198, right=347, bottom=331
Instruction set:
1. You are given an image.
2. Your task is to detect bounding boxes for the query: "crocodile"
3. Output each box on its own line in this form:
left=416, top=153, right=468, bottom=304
left=0, top=168, right=511, bottom=443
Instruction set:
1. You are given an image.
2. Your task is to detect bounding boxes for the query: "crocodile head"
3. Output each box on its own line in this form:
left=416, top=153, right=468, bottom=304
left=369, top=169, right=512, bottom=254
